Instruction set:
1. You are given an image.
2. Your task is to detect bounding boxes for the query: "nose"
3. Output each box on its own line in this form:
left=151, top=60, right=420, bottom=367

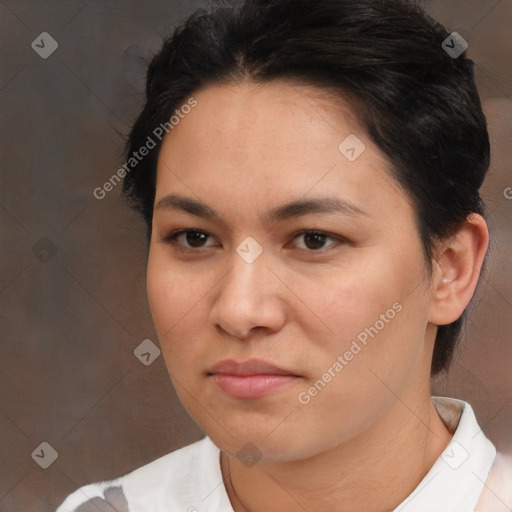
left=209, top=249, right=287, bottom=341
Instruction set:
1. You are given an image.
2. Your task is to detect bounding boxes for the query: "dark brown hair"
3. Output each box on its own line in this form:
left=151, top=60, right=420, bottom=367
left=122, top=0, right=490, bottom=375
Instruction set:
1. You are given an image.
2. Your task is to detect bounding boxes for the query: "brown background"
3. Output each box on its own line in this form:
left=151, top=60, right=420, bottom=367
left=0, top=1, right=511, bottom=511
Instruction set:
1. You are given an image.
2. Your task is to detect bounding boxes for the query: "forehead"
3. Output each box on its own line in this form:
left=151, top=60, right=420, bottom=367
left=154, top=79, right=413, bottom=222
left=170, top=79, right=364, bottom=150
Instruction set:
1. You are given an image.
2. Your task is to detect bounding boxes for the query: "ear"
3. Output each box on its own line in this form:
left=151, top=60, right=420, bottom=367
left=428, top=213, right=489, bottom=325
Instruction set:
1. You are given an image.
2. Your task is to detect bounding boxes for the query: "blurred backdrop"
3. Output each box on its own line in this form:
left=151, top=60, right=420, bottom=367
left=0, top=1, right=511, bottom=510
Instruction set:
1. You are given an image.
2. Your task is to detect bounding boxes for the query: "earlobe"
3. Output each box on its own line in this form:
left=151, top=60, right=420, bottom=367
left=428, top=214, right=489, bottom=326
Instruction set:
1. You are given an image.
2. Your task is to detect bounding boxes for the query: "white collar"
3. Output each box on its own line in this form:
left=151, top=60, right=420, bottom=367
left=203, top=397, right=496, bottom=512
left=392, top=396, right=496, bottom=512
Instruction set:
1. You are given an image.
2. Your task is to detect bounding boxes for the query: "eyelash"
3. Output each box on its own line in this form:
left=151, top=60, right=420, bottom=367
left=161, top=229, right=345, bottom=254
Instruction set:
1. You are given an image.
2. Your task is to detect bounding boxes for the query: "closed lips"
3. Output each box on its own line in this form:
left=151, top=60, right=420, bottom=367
left=208, top=358, right=300, bottom=376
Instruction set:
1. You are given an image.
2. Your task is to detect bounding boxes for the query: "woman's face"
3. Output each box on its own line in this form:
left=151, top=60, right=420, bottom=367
left=147, top=79, right=439, bottom=462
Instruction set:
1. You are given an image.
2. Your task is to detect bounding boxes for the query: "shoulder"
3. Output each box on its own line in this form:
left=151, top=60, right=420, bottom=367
left=56, top=436, right=217, bottom=512
left=475, top=450, right=512, bottom=512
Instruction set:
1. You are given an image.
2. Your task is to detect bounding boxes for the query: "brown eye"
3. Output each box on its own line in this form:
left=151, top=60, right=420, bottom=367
left=163, top=229, right=214, bottom=250
left=291, top=230, right=341, bottom=252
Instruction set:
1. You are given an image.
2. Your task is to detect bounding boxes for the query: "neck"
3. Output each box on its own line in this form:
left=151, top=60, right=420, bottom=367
left=221, top=394, right=453, bottom=512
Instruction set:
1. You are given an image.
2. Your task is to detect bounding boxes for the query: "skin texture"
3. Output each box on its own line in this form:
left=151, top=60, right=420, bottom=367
left=147, top=79, right=489, bottom=512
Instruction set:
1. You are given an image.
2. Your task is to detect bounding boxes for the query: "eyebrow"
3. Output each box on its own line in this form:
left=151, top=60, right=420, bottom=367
left=155, top=194, right=368, bottom=224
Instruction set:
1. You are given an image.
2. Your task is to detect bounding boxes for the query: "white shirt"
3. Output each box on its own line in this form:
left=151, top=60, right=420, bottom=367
left=56, top=397, right=512, bottom=512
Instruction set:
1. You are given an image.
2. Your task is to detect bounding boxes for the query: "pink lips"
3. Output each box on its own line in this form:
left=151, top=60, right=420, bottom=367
left=208, top=359, right=300, bottom=399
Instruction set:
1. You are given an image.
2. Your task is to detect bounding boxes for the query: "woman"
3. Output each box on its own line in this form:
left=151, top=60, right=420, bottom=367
left=56, top=0, right=512, bottom=510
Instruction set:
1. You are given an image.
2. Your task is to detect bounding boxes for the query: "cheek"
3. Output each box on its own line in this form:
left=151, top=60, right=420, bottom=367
left=147, top=257, right=175, bottom=334
left=289, top=285, right=429, bottom=451
left=311, top=249, right=430, bottom=381
left=311, top=252, right=419, bottom=339
left=146, top=254, right=205, bottom=363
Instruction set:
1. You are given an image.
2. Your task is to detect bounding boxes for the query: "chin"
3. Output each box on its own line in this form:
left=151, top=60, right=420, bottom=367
left=198, top=416, right=313, bottom=462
